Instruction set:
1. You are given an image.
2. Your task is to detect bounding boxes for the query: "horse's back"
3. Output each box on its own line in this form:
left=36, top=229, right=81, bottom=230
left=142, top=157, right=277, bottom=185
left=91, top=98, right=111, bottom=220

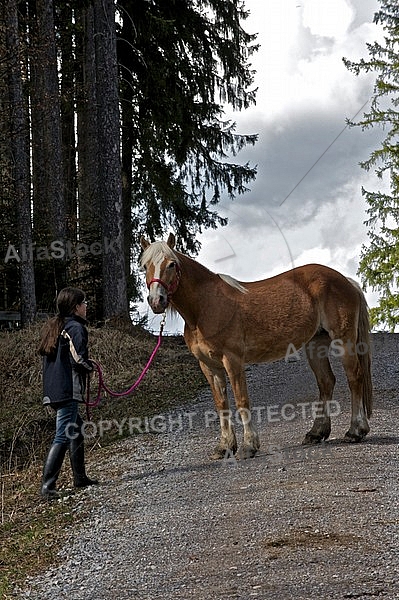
left=232, top=264, right=362, bottom=363
left=242, top=263, right=354, bottom=293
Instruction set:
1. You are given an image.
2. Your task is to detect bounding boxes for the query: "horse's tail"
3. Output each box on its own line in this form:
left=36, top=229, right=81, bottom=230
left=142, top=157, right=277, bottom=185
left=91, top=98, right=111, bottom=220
left=349, top=278, right=373, bottom=418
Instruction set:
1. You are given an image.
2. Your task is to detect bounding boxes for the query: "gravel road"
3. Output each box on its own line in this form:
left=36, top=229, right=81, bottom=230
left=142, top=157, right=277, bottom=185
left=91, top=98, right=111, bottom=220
left=16, top=333, right=399, bottom=599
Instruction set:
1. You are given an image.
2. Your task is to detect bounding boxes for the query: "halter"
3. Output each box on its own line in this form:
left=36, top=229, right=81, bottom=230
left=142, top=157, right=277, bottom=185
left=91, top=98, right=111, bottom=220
left=147, top=263, right=181, bottom=298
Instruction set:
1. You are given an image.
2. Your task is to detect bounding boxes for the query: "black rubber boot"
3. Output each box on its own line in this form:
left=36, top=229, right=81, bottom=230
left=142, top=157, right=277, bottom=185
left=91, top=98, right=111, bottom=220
left=69, top=434, right=98, bottom=488
left=41, top=443, right=68, bottom=499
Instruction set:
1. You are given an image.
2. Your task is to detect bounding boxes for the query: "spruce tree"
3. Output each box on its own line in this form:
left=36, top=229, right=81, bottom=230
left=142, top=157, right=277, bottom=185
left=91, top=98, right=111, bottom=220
left=117, top=0, right=258, bottom=255
left=344, top=1, right=399, bottom=330
left=1, top=0, right=258, bottom=323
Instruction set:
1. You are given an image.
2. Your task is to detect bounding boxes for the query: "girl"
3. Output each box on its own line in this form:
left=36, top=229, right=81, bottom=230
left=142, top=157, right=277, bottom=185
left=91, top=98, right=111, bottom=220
left=38, top=287, right=98, bottom=499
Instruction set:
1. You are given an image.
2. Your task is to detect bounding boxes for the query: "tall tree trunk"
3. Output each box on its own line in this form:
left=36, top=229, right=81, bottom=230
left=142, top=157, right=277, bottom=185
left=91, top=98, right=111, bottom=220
left=121, top=73, right=134, bottom=299
left=58, top=1, right=76, bottom=242
left=29, top=0, right=66, bottom=309
left=76, top=2, right=103, bottom=320
left=94, top=0, right=128, bottom=321
left=119, top=0, right=140, bottom=303
left=0, top=4, right=18, bottom=313
left=5, top=0, right=37, bottom=325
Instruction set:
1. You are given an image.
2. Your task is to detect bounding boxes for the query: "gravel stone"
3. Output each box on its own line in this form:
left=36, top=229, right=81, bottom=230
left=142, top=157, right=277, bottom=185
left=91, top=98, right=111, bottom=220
left=14, top=333, right=399, bottom=599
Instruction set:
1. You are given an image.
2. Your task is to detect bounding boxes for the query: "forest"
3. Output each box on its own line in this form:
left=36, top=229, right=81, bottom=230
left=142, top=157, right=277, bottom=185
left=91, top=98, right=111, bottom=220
left=0, top=0, right=258, bottom=325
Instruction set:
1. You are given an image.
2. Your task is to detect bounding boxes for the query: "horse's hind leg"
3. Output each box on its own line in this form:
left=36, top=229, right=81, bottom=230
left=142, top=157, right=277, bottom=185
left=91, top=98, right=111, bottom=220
left=199, top=361, right=238, bottom=459
left=302, top=333, right=335, bottom=445
left=341, top=342, right=370, bottom=442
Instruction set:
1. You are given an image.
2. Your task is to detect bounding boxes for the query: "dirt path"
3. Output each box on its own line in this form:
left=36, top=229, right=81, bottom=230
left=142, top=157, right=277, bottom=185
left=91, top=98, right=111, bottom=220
left=16, top=334, right=399, bottom=599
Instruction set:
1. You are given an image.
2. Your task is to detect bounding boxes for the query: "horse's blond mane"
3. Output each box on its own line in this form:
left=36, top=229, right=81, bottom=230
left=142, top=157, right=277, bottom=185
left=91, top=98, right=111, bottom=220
left=140, top=241, right=180, bottom=269
left=140, top=242, right=247, bottom=294
left=218, top=273, right=248, bottom=294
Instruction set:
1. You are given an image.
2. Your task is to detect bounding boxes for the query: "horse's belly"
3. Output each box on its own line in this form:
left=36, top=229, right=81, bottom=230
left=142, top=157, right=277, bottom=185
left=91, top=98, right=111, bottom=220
left=243, top=329, right=315, bottom=364
left=244, top=344, right=286, bottom=364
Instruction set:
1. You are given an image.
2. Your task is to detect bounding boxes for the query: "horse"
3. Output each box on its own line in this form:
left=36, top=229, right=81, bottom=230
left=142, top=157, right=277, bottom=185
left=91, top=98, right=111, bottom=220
left=140, top=233, right=372, bottom=459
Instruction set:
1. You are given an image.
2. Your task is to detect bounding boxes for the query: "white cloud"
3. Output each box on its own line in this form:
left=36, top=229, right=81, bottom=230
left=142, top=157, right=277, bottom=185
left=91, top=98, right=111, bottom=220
left=234, top=0, right=382, bottom=123
left=198, top=0, right=384, bottom=308
left=302, top=0, right=354, bottom=39
left=140, top=0, right=386, bottom=333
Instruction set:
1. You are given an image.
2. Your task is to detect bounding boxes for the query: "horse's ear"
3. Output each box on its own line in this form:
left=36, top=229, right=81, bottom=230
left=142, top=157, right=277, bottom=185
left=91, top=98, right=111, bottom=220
left=167, top=233, right=175, bottom=249
left=140, top=236, right=150, bottom=250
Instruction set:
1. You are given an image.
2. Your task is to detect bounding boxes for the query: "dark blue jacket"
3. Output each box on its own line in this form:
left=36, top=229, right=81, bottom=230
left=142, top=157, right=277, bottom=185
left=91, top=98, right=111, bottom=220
left=42, top=315, right=93, bottom=406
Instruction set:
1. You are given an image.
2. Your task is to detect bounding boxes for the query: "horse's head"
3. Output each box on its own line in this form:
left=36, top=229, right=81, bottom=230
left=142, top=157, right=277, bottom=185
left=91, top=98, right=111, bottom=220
left=140, top=233, right=181, bottom=314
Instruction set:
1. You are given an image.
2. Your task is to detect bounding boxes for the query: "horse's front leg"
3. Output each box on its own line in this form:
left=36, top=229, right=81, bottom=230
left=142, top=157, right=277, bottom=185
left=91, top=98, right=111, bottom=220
left=199, top=361, right=238, bottom=460
left=223, top=356, right=260, bottom=459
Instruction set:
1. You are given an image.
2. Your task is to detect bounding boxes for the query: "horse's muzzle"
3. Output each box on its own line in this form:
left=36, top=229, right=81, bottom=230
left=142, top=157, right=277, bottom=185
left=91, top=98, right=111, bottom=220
left=148, top=294, right=168, bottom=314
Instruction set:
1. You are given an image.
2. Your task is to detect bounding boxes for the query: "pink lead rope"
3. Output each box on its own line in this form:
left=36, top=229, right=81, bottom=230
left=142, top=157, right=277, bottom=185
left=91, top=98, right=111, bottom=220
left=85, top=315, right=166, bottom=419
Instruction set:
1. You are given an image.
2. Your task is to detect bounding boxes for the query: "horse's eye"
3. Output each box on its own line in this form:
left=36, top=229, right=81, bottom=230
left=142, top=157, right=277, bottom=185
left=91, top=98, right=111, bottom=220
left=167, top=261, right=176, bottom=269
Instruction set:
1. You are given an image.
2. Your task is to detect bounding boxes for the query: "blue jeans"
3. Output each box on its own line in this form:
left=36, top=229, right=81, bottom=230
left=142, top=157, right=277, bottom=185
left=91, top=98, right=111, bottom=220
left=53, top=402, right=83, bottom=446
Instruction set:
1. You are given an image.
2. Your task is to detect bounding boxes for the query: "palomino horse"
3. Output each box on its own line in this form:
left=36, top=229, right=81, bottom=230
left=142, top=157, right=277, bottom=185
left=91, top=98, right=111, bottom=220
left=140, top=234, right=372, bottom=459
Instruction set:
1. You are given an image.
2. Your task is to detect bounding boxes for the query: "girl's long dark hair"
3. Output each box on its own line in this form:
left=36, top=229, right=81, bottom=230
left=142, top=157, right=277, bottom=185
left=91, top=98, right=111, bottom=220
left=38, top=287, right=85, bottom=357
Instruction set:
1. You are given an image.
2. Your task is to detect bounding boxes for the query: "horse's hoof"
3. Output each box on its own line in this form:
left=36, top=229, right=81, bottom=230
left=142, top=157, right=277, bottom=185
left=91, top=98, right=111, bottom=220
left=209, top=446, right=235, bottom=460
left=237, top=446, right=258, bottom=460
left=302, top=432, right=322, bottom=446
left=343, top=431, right=365, bottom=443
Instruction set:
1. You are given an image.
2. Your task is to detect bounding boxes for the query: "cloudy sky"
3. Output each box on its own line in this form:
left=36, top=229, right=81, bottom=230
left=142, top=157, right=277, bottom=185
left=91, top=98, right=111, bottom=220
left=144, top=0, right=386, bottom=334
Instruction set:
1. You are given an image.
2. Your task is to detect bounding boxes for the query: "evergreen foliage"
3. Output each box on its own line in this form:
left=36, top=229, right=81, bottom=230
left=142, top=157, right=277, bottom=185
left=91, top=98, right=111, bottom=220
left=0, top=0, right=258, bottom=323
left=117, top=0, right=258, bottom=253
left=344, top=1, right=399, bottom=331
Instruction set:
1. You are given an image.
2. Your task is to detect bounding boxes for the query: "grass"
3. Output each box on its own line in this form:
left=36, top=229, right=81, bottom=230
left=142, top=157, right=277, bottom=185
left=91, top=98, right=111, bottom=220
left=0, top=321, right=206, bottom=598
left=1, top=466, right=76, bottom=596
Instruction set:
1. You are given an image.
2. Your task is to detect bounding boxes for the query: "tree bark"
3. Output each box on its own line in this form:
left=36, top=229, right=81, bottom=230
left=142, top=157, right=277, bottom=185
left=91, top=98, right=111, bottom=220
left=5, top=0, right=37, bottom=325
left=30, top=0, right=66, bottom=308
left=76, top=2, right=103, bottom=320
left=58, top=1, right=76, bottom=242
left=94, top=0, right=128, bottom=320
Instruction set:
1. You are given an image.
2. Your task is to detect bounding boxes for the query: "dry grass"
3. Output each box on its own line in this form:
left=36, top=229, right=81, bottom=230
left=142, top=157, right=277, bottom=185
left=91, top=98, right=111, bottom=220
left=0, top=321, right=205, bottom=598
